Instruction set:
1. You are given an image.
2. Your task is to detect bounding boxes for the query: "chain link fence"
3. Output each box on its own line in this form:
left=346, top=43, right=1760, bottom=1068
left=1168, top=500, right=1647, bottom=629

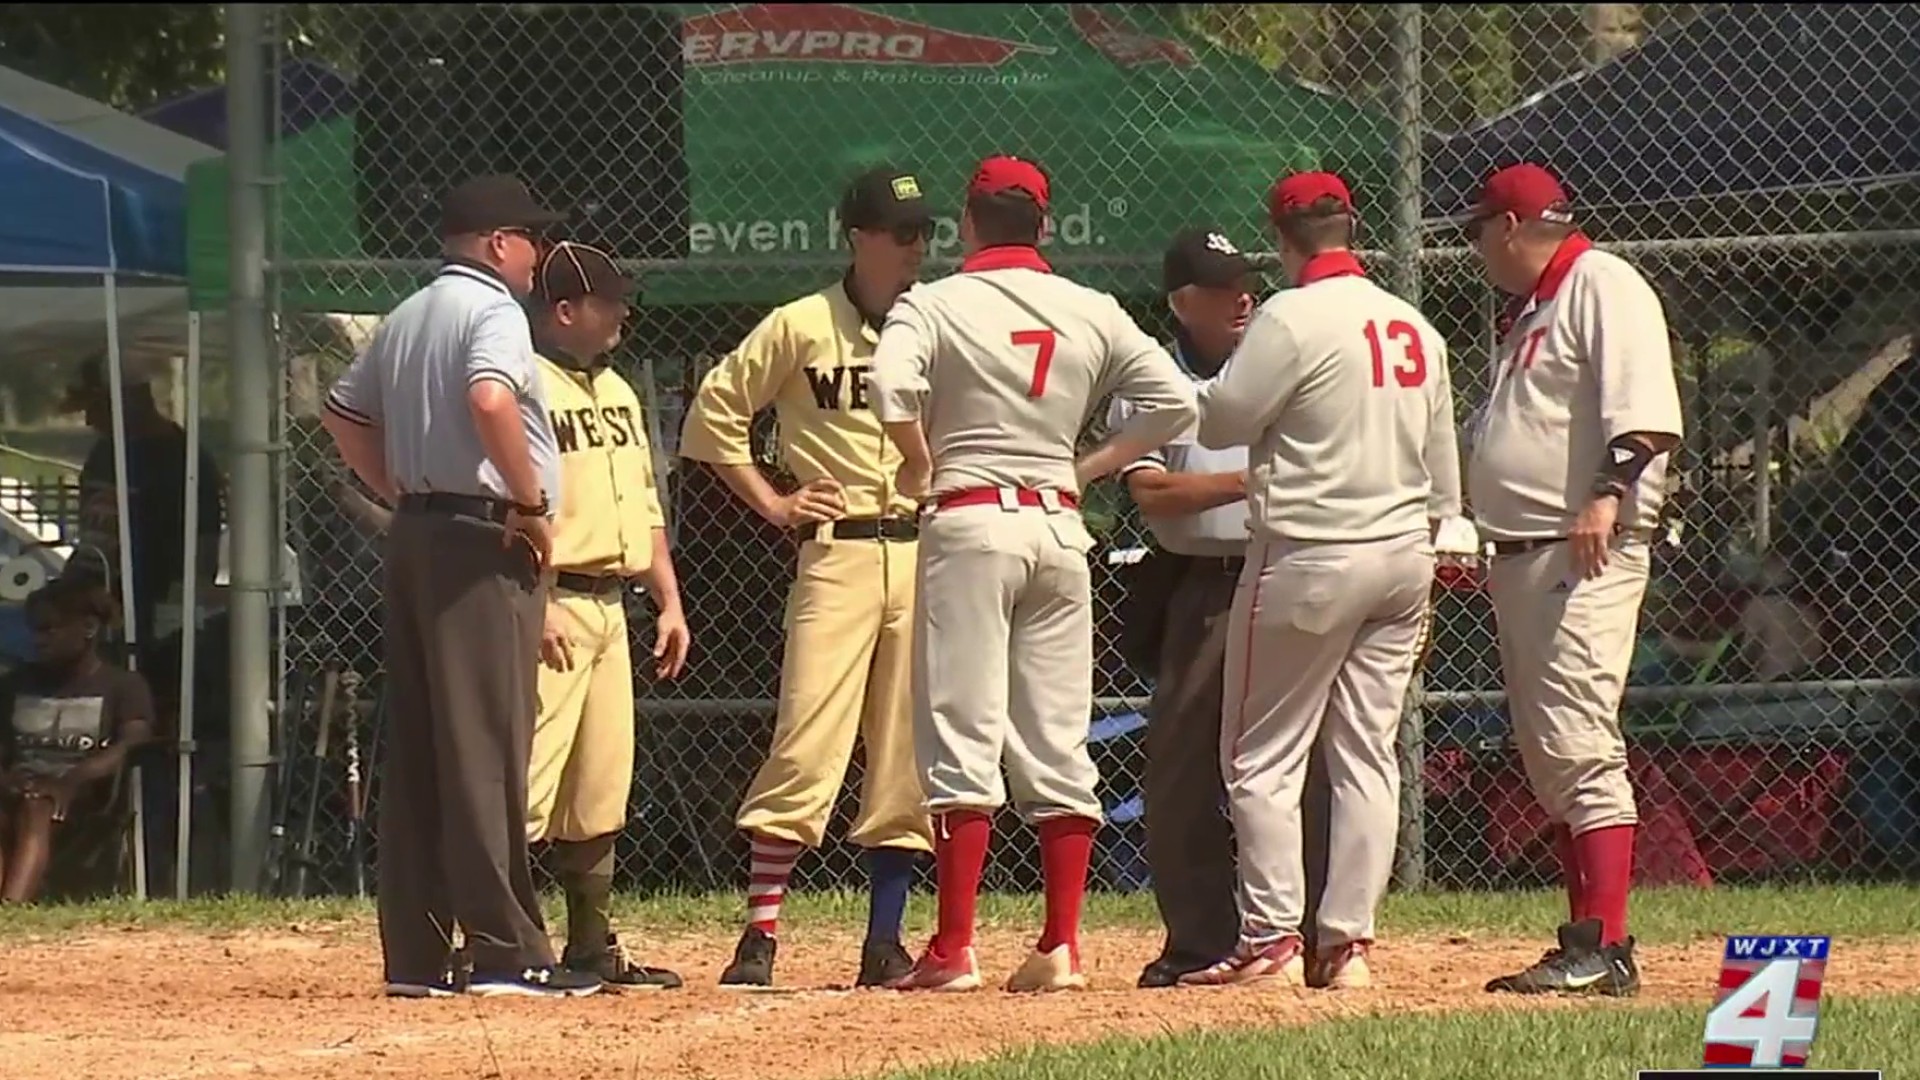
left=224, top=3, right=1920, bottom=901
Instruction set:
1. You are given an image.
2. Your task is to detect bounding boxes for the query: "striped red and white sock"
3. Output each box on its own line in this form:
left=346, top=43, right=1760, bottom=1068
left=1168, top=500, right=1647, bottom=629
left=746, top=835, right=804, bottom=936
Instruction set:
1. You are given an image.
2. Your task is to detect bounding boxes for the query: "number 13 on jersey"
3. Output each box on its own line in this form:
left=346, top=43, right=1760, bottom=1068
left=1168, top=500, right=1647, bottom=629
left=1702, top=936, right=1828, bottom=1068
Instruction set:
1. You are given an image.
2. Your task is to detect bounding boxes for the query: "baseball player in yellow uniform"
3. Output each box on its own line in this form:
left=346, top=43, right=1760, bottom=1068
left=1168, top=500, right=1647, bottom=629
left=870, top=156, right=1196, bottom=993
left=679, top=167, right=936, bottom=989
left=1464, top=163, right=1683, bottom=997
left=527, top=241, right=692, bottom=989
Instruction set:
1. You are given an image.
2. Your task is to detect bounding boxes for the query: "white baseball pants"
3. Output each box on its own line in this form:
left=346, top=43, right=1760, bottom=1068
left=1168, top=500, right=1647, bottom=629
left=1223, top=530, right=1434, bottom=950
left=911, top=501, right=1104, bottom=824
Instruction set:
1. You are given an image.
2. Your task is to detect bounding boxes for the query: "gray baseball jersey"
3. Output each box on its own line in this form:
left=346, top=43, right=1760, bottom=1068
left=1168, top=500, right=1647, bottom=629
left=1198, top=255, right=1461, bottom=542
left=869, top=246, right=1194, bottom=823
left=1467, top=241, right=1684, bottom=541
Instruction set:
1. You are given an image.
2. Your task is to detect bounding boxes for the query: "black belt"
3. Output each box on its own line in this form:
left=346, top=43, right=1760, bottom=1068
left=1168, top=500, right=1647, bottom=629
left=1489, top=537, right=1565, bottom=556
left=1489, top=529, right=1652, bottom=557
left=554, top=570, right=627, bottom=597
left=814, top=517, right=919, bottom=542
left=397, top=492, right=514, bottom=524
left=1185, top=554, right=1245, bottom=575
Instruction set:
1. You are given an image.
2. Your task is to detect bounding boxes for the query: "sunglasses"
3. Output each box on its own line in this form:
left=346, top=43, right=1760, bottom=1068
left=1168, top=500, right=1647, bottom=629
left=884, top=220, right=935, bottom=245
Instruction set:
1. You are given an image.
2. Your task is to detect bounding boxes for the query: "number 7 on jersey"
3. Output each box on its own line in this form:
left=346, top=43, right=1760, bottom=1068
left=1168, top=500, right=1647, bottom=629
left=1012, top=329, right=1056, bottom=398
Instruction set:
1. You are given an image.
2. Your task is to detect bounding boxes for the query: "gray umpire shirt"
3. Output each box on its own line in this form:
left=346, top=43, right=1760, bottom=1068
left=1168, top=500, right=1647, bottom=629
left=324, top=262, right=562, bottom=512
left=1109, top=342, right=1251, bottom=558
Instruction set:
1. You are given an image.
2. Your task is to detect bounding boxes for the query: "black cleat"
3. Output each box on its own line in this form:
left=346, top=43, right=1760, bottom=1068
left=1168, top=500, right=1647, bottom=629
left=468, top=965, right=604, bottom=998
left=857, top=939, right=914, bottom=987
left=1485, top=918, right=1640, bottom=997
left=719, top=926, right=777, bottom=989
left=1137, top=952, right=1218, bottom=989
left=568, top=933, right=684, bottom=991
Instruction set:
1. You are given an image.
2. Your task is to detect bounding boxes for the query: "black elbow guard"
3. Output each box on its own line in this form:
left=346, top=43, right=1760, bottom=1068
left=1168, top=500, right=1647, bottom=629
left=1593, top=436, right=1657, bottom=500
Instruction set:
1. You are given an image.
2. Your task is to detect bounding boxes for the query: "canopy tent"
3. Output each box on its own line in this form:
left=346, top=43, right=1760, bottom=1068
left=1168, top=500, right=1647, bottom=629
left=140, top=58, right=354, bottom=152
left=0, top=63, right=219, bottom=371
left=0, top=72, right=214, bottom=903
left=184, top=3, right=1400, bottom=313
left=1421, top=3, right=1920, bottom=220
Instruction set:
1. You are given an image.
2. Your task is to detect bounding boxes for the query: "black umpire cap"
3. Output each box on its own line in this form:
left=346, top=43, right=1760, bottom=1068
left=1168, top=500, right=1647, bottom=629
left=1163, top=227, right=1254, bottom=294
left=532, top=241, right=634, bottom=304
left=839, top=166, right=935, bottom=234
left=439, top=174, right=567, bottom=237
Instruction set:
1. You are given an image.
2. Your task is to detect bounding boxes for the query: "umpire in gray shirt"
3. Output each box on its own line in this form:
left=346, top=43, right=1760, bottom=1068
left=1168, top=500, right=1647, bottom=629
left=1113, top=228, right=1338, bottom=987
left=321, top=174, right=600, bottom=999
left=1111, top=229, right=1254, bottom=987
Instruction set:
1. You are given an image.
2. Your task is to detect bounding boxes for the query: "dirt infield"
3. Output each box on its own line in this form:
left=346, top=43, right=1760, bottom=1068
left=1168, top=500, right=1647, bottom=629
left=5, top=924, right=1919, bottom=1080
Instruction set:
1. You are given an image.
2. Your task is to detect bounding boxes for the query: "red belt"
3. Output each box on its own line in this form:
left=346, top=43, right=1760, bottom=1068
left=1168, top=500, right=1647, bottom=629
left=932, top=487, right=1080, bottom=511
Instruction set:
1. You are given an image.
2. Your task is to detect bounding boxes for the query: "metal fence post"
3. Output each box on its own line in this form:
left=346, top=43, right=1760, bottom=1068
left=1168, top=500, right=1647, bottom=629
left=1391, top=1, right=1428, bottom=894
left=226, top=1, right=276, bottom=894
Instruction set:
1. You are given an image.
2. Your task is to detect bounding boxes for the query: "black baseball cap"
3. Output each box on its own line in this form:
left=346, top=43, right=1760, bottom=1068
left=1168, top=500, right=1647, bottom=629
left=532, top=241, right=634, bottom=304
left=439, top=174, right=567, bottom=237
left=839, top=166, right=934, bottom=231
left=1164, top=227, right=1254, bottom=293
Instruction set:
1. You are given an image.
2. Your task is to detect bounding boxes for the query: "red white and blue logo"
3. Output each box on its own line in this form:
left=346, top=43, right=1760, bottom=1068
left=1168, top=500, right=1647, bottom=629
left=1704, top=935, right=1829, bottom=1068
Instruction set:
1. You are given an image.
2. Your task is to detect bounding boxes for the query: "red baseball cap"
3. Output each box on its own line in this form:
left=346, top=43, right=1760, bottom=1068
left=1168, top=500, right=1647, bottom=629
left=1469, top=163, right=1575, bottom=225
left=1269, top=171, right=1354, bottom=221
left=970, top=155, right=1050, bottom=213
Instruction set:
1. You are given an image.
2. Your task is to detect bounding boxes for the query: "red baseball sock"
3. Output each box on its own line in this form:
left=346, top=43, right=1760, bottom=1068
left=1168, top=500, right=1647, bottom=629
left=1573, top=824, right=1636, bottom=946
left=746, top=834, right=803, bottom=936
left=1553, top=824, right=1587, bottom=924
left=1036, top=816, right=1097, bottom=960
left=932, top=810, right=991, bottom=957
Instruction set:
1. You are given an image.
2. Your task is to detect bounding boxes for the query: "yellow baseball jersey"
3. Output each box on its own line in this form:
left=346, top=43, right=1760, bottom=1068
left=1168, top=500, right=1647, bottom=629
left=537, top=353, right=664, bottom=575
left=679, top=280, right=917, bottom=519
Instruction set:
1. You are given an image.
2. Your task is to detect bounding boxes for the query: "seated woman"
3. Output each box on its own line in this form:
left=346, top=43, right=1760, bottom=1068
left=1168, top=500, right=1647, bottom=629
left=0, top=576, right=155, bottom=902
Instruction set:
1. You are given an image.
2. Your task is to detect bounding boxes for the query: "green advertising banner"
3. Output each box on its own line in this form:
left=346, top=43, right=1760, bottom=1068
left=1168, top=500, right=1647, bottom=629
left=186, top=4, right=1397, bottom=314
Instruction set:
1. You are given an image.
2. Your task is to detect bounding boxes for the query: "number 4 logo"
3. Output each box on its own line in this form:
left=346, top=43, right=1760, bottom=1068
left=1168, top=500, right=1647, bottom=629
left=1704, top=941, right=1828, bottom=1068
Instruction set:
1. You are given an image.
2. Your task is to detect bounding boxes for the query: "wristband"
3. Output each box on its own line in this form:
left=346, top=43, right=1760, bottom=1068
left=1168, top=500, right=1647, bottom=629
left=513, top=493, right=550, bottom=517
left=1593, top=437, right=1655, bottom=500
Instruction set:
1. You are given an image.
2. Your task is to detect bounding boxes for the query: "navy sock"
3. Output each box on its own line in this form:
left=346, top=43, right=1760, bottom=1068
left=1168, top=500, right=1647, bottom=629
left=864, top=846, right=918, bottom=945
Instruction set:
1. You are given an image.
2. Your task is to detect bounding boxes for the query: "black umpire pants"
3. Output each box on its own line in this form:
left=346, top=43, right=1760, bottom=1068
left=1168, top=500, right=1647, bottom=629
left=377, top=498, right=554, bottom=981
left=1143, top=554, right=1334, bottom=962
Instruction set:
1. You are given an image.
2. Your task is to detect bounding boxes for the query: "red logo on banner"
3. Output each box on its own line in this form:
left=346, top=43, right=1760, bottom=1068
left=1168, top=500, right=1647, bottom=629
left=683, top=4, right=1053, bottom=67
left=1068, top=6, right=1196, bottom=68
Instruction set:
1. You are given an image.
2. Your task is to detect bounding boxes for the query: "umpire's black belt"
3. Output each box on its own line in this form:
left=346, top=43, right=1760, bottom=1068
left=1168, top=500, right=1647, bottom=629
left=813, top=516, right=919, bottom=542
left=554, top=570, right=627, bottom=598
left=397, top=491, right=515, bottom=524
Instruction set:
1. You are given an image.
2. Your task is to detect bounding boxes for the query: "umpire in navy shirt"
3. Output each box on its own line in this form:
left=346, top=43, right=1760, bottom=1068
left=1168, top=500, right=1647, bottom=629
left=321, top=174, right=600, bottom=999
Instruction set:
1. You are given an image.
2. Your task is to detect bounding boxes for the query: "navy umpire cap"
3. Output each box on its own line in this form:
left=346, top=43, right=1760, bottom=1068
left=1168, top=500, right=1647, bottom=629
left=439, top=174, right=568, bottom=237
left=1163, top=228, right=1253, bottom=294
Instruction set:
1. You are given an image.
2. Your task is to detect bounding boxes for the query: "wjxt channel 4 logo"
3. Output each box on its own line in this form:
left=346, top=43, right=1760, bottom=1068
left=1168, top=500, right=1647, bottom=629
left=1639, top=936, right=1879, bottom=1080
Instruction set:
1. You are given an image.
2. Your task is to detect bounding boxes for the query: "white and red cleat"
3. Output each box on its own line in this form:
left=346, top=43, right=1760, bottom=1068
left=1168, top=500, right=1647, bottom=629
left=1005, top=944, right=1087, bottom=993
left=1309, top=941, right=1373, bottom=990
left=1178, top=936, right=1306, bottom=987
left=885, top=942, right=983, bottom=992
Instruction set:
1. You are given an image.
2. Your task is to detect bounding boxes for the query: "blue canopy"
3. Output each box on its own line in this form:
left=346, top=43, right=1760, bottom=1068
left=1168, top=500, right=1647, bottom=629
left=140, top=58, right=353, bottom=151
left=1424, top=4, right=1920, bottom=219
left=0, top=102, right=187, bottom=278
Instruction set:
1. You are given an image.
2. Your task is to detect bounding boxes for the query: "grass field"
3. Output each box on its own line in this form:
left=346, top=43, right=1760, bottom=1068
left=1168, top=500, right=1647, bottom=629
left=6, top=880, right=1913, bottom=943
left=5, top=882, right=1912, bottom=1080
left=887, top=995, right=1917, bottom=1080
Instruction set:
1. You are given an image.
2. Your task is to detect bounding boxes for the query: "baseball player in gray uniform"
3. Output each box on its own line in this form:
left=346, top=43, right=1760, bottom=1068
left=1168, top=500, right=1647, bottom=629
left=1464, top=163, right=1682, bottom=998
left=868, top=155, right=1196, bottom=993
left=1183, top=172, right=1459, bottom=990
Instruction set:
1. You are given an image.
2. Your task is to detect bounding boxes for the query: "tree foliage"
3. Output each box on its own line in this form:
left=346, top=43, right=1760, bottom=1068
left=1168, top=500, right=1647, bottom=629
left=0, top=3, right=343, bottom=112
